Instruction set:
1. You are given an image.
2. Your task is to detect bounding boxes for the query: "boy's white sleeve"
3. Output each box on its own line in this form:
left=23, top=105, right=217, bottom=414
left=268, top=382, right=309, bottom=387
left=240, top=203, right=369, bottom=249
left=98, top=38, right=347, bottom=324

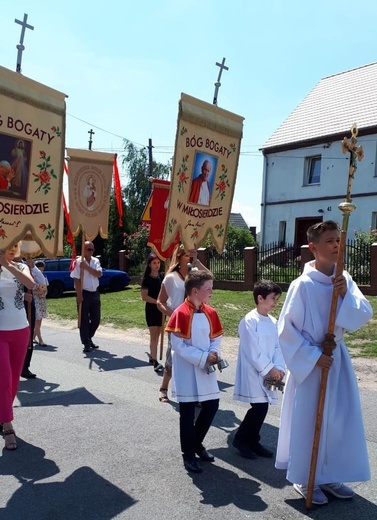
left=278, top=281, right=322, bottom=384
left=170, top=333, right=209, bottom=369
left=336, top=273, right=373, bottom=332
left=238, top=315, right=274, bottom=377
left=209, top=335, right=222, bottom=359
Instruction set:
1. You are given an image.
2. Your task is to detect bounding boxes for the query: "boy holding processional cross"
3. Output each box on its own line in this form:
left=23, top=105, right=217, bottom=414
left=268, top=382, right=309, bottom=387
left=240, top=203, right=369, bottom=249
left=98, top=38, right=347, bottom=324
left=275, top=220, right=372, bottom=505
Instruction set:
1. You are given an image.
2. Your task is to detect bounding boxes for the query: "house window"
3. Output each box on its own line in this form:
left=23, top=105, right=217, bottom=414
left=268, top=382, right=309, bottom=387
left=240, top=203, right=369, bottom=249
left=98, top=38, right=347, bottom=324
left=278, top=221, right=286, bottom=246
left=372, top=212, right=377, bottom=230
left=305, top=156, right=321, bottom=185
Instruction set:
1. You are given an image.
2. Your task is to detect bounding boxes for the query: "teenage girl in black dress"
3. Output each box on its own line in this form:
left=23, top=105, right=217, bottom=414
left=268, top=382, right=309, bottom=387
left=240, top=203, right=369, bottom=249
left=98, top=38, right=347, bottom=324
left=141, top=253, right=164, bottom=371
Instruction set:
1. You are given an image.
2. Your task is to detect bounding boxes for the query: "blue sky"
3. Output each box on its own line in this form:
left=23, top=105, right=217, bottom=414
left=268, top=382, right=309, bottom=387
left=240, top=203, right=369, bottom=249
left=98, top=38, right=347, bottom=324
left=3, top=0, right=377, bottom=230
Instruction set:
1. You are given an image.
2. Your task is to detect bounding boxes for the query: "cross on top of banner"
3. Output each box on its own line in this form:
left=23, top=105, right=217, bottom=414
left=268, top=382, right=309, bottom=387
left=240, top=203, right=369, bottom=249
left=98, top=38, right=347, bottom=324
left=15, top=13, right=34, bottom=73
left=213, top=57, right=229, bottom=105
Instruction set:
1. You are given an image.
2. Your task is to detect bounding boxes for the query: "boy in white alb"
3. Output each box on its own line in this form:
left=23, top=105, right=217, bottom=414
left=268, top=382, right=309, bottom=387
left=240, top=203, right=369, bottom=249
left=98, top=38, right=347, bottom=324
left=233, top=280, right=285, bottom=459
left=276, top=221, right=372, bottom=505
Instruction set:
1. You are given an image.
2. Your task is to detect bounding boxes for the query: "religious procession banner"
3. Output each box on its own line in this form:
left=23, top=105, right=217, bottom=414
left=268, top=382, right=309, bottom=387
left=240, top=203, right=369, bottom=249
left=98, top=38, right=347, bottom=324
left=66, top=148, right=114, bottom=240
left=0, top=65, right=66, bottom=257
left=162, top=93, right=244, bottom=254
left=142, top=178, right=180, bottom=260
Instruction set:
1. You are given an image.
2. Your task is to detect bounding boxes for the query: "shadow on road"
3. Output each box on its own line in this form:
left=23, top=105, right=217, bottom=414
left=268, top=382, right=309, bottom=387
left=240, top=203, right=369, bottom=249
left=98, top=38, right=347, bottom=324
left=0, top=440, right=136, bottom=520
left=16, top=384, right=109, bottom=408
left=190, top=462, right=267, bottom=512
left=87, top=351, right=149, bottom=372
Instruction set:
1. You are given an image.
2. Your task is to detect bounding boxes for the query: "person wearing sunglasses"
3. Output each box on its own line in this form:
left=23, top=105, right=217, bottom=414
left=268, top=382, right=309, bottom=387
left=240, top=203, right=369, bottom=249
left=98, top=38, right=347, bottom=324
left=70, top=241, right=102, bottom=352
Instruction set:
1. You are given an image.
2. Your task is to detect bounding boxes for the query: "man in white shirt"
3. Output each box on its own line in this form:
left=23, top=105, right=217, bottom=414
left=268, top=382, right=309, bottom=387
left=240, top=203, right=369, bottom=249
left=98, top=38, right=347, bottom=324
left=70, top=242, right=102, bottom=352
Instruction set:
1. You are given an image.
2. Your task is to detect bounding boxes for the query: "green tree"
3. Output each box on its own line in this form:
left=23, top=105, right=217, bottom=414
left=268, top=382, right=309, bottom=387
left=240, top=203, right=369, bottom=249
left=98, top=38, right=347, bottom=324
left=225, top=223, right=256, bottom=251
left=122, top=140, right=170, bottom=230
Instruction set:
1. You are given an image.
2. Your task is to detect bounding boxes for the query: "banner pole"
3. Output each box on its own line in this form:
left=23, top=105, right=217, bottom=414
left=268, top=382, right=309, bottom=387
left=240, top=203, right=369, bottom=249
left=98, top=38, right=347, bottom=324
left=77, top=227, right=86, bottom=329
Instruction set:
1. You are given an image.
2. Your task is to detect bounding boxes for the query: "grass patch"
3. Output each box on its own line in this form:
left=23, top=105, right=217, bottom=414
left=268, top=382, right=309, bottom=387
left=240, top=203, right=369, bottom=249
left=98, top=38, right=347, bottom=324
left=46, top=286, right=377, bottom=358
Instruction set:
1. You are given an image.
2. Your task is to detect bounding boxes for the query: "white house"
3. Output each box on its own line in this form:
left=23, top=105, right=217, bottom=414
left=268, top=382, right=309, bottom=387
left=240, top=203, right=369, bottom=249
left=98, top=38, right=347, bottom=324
left=260, top=62, right=377, bottom=248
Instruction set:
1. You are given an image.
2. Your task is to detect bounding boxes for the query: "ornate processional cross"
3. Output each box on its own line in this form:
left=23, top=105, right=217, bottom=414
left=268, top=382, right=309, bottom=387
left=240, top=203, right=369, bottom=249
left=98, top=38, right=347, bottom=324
left=213, top=57, right=229, bottom=105
left=15, top=13, right=34, bottom=73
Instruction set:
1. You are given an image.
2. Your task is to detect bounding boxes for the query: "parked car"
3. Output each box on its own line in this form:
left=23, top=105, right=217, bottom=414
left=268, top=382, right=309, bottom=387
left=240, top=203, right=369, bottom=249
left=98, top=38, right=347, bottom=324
left=42, top=258, right=130, bottom=298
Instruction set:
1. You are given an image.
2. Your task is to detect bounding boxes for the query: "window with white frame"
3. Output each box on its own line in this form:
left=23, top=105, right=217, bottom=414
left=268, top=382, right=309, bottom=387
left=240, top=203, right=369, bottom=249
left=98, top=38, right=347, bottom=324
left=304, top=156, right=321, bottom=185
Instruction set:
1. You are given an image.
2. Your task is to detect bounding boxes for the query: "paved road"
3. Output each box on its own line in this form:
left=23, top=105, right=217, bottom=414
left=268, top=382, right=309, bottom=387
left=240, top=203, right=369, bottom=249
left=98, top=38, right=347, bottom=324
left=1, top=322, right=376, bottom=520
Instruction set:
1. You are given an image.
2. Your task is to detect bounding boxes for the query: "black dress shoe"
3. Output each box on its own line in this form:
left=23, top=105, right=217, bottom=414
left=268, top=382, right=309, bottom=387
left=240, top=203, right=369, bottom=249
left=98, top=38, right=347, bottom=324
left=83, top=344, right=92, bottom=352
left=232, top=438, right=256, bottom=459
left=183, top=458, right=203, bottom=473
left=90, top=341, right=99, bottom=349
left=252, top=443, right=273, bottom=458
left=196, top=447, right=215, bottom=462
left=21, top=369, right=36, bottom=379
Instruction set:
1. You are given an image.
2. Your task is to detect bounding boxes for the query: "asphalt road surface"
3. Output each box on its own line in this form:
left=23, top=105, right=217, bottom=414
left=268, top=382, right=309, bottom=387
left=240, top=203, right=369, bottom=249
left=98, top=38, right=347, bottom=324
left=1, top=321, right=376, bottom=520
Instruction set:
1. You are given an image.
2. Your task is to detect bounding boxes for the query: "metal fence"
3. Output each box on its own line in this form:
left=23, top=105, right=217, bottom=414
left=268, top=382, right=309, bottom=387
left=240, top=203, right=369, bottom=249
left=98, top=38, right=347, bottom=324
left=345, top=239, right=371, bottom=285
left=208, top=245, right=245, bottom=281
left=209, top=240, right=371, bottom=286
left=257, top=242, right=300, bottom=284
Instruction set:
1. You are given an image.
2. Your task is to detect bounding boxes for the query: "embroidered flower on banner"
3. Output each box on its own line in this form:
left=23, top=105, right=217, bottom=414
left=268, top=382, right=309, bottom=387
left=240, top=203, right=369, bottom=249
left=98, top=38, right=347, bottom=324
left=33, top=151, right=57, bottom=194
left=190, top=228, right=199, bottom=241
left=39, top=223, right=55, bottom=240
left=215, top=165, right=230, bottom=200
left=229, top=143, right=236, bottom=153
left=0, top=226, right=7, bottom=240
left=214, top=223, right=224, bottom=238
left=180, top=126, right=188, bottom=136
left=51, top=126, right=62, bottom=137
left=177, top=155, right=190, bottom=193
left=168, top=218, right=177, bottom=234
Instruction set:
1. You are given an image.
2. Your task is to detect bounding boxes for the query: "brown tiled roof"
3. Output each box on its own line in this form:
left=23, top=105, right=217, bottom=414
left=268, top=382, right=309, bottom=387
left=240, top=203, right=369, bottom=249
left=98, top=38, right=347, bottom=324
left=262, top=62, right=377, bottom=151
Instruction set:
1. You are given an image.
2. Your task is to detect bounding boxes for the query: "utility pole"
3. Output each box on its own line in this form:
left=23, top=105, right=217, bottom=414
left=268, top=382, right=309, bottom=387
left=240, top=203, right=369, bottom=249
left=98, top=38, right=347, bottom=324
left=213, top=57, right=229, bottom=105
left=88, top=129, right=95, bottom=150
left=15, top=13, right=34, bottom=73
left=147, top=138, right=153, bottom=194
left=148, top=138, right=153, bottom=176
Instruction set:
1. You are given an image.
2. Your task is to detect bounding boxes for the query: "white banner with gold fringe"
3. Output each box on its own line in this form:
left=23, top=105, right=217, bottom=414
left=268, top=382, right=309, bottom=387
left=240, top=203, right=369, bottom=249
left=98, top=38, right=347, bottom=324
left=0, top=66, right=66, bottom=257
left=162, top=93, right=244, bottom=254
left=66, top=148, right=114, bottom=240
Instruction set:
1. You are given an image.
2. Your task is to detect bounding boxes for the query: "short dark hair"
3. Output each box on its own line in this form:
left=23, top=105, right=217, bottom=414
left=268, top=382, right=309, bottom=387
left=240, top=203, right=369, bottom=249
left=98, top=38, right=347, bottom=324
left=307, top=220, right=340, bottom=243
left=253, top=280, right=282, bottom=305
left=185, top=271, right=213, bottom=295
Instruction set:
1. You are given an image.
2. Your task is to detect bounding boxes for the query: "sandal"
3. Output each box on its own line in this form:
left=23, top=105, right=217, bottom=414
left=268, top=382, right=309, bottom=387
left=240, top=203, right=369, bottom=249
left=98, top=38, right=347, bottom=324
left=145, top=352, right=154, bottom=365
left=159, top=388, right=169, bottom=403
left=3, top=429, right=17, bottom=450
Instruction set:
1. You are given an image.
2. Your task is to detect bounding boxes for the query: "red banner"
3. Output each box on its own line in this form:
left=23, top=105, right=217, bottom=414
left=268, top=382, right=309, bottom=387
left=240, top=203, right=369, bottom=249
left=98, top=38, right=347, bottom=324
left=147, top=179, right=179, bottom=260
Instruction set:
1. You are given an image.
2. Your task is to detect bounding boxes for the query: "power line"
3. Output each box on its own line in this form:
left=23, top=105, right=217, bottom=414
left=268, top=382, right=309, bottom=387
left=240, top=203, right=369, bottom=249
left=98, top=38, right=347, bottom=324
left=66, top=113, right=146, bottom=148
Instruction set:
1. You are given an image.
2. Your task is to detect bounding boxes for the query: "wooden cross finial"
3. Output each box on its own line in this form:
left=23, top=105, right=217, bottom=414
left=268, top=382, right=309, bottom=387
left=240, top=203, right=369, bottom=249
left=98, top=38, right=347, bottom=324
left=15, top=13, right=34, bottom=73
left=213, top=57, right=229, bottom=105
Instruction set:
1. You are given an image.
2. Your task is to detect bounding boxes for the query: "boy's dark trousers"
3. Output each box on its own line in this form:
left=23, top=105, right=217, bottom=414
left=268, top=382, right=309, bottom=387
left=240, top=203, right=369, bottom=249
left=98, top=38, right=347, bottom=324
left=179, top=399, right=219, bottom=460
left=234, top=402, right=269, bottom=447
